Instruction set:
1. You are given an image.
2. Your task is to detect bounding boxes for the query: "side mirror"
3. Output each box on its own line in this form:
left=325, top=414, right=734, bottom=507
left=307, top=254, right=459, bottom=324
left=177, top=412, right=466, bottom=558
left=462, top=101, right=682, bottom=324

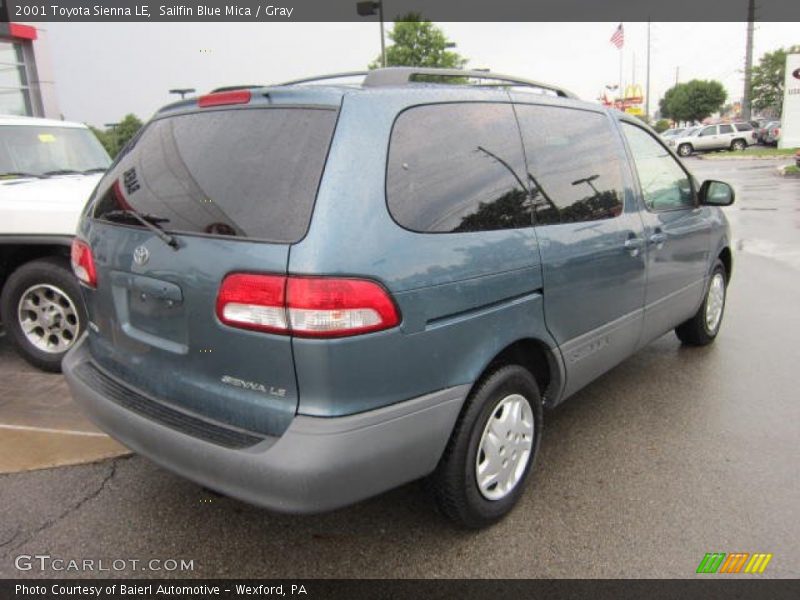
left=699, top=180, right=735, bottom=206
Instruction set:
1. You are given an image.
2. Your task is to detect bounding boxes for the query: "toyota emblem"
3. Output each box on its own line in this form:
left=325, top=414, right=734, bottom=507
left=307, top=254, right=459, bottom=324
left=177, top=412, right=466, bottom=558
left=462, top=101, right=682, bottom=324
left=133, top=245, right=150, bottom=266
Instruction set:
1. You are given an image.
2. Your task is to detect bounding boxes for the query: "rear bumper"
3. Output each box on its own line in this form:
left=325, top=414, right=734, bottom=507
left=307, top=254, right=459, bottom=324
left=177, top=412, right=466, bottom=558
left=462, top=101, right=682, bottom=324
left=63, top=336, right=468, bottom=513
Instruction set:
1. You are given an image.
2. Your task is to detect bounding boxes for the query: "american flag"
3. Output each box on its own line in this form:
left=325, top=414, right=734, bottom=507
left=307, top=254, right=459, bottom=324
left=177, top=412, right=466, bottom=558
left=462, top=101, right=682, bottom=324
left=610, top=24, right=624, bottom=49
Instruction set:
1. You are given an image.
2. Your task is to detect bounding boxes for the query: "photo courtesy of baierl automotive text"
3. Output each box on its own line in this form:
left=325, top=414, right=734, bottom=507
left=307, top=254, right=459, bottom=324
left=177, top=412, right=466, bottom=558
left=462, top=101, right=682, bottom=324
left=0, top=0, right=799, bottom=595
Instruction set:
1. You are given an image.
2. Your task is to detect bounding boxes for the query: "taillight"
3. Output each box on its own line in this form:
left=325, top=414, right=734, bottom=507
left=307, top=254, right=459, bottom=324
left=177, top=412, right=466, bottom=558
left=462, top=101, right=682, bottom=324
left=216, top=274, right=287, bottom=334
left=70, top=238, right=97, bottom=288
left=216, top=274, right=400, bottom=338
left=197, top=90, right=251, bottom=107
left=286, top=277, right=400, bottom=337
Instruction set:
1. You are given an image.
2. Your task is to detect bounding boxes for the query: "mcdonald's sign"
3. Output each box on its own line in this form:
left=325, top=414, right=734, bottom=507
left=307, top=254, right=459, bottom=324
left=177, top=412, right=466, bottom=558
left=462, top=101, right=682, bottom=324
left=696, top=552, right=773, bottom=574
left=624, top=84, right=644, bottom=104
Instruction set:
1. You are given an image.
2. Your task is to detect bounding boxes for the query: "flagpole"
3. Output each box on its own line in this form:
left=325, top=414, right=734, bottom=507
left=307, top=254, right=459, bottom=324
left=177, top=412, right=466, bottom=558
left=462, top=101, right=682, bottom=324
left=619, top=47, right=623, bottom=101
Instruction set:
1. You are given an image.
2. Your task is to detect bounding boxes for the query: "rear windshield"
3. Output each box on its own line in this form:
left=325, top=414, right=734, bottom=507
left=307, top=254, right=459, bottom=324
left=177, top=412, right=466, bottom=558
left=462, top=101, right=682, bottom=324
left=92, top=107, right=338, bottom=243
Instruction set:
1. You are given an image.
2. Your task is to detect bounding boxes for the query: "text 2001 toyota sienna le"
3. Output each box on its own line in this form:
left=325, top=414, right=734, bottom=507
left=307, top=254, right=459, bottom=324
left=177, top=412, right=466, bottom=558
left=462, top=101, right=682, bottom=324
left=64, top=68, right=734, bottom=528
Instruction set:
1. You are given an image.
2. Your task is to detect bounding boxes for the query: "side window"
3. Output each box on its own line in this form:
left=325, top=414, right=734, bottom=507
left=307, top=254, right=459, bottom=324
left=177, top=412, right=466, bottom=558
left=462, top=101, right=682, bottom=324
left=514, top=104, right=625, bottom=225
left=386, top=103, right=529, bottom=233
left=735, top=123, right=753, bottom=132
left=699, top=126, right=717, bottom=137
left=719, top=124, right=734, bottom=134
left=621, top=122, right=694, bottom=211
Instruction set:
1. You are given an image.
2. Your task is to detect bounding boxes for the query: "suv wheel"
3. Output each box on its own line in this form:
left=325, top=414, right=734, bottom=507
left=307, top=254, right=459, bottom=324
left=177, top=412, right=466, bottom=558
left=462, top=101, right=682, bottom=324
left=0, top=257, right=87, bottom=372
left=731, top=139, right=746, bottom=152
left=677, top=143, right=693, bottom=157
left=429, top=364, right=543, bottom=528
left=675, top=259, right=727, bottom=346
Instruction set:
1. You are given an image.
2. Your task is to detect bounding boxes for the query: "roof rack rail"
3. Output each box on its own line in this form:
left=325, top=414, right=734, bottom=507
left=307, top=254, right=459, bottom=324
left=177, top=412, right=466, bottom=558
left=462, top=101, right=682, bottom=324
left=277, top=71, right=369, bottom=86
left=363, top=67, right=578, bottom=98
left=210, top=85, right=262, bottom=93
left=274, top=68, right=578, bottom=98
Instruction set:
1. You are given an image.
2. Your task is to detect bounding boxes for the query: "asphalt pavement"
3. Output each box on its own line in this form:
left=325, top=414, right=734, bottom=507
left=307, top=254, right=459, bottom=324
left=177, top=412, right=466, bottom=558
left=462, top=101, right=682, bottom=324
left=1, top=157, right=798, bottom=579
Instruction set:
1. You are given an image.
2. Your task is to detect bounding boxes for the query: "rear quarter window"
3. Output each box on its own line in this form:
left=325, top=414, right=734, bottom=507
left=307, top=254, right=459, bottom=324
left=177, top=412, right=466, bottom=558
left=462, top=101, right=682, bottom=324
left=92, top=107, right=338, bottom=243
left=386, top=102, right=530, bottom=233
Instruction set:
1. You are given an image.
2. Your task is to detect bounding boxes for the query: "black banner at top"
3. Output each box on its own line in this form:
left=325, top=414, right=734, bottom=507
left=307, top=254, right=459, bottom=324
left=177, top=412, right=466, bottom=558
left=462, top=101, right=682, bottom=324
left=3, top=0, right=800, bottom=22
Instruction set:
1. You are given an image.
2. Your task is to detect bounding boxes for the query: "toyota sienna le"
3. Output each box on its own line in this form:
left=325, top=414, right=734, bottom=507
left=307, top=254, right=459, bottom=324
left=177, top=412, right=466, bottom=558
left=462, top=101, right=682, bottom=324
left=63, top=68, right=735, bottom=528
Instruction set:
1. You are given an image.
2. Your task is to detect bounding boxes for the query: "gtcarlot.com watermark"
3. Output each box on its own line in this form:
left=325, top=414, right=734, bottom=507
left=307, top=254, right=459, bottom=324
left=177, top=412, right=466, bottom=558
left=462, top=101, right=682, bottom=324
left=14, top=554, right=195, bottom=573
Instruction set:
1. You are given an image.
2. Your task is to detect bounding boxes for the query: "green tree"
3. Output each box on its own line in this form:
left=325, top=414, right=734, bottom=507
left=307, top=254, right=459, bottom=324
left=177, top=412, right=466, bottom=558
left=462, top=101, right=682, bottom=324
left=653, top=118, right=671, bottom=133
left=658, top=80, right=727, bottom=124
left=90, top=114, right=143, bottom=158
left=751, top=45, right=800, bottom=117
left=369, top=14, right=467, bottom=71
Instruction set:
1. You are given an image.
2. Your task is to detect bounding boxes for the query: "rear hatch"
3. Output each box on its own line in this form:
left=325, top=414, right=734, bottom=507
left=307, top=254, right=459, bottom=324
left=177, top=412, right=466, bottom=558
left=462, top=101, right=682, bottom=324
left=82, top=101, right=339, bottom=437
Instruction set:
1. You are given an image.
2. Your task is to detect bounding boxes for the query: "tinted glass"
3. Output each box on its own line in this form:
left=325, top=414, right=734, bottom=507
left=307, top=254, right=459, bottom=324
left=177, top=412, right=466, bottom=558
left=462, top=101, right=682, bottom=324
left=622, top=123, right=693, bottom=211
left=386, top=103, right=530, bottom=233
left=515, top=104, right=625, bottom=225
left=93, top=108, right=337, bottom=243
left=734, top=122, right=753, bottom=131
left=699, top=126, right=717, bottom=136
left=719, top=124, right=734, bottom=134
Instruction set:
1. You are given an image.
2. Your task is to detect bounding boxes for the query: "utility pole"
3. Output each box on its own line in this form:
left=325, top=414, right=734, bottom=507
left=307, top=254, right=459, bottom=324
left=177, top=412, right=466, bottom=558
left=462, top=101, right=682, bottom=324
left=742, top=0, right=755, bottom=120
left=675, top=66, right=679, bottom=86
left=645, top=21, right=651, bottom=118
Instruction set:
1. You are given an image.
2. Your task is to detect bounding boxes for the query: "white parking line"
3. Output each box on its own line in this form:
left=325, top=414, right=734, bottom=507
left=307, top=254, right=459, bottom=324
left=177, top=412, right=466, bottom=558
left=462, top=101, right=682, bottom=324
left=0, top=423, right=108, bottom=437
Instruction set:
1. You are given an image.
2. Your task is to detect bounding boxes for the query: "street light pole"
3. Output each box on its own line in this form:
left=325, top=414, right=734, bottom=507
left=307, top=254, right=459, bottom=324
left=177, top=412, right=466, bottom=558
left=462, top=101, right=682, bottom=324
left=357, top=1, right=386, bottom=68
left=378, top=1, right=386, bottom=68
left=645, top=21, right=651, bottom=119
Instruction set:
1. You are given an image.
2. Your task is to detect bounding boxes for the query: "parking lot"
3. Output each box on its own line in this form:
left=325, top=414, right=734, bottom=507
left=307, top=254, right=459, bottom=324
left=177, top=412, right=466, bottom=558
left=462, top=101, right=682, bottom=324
left=1, top=157, right=798, bottom=579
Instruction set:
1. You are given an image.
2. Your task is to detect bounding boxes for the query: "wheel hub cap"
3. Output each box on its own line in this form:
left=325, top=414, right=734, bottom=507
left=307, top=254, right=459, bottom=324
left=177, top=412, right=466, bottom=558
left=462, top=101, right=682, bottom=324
left=476, top=393, right=534, bottom=501
left=705, top=273, right=725, bottom=333
left=17, top=284, right=80, bottom=354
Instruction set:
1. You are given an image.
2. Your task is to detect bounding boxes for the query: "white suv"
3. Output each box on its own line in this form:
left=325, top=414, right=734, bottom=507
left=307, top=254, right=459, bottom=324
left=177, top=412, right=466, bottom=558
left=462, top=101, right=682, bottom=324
left=668, top=122, right=756, bottom=157
left=0, top=115, right=111, bottom=371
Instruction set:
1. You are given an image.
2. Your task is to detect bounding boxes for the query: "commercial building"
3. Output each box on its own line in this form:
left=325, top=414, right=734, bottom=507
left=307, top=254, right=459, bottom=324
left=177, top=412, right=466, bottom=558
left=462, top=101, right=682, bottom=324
left=0, top=20, right=60, bottom=118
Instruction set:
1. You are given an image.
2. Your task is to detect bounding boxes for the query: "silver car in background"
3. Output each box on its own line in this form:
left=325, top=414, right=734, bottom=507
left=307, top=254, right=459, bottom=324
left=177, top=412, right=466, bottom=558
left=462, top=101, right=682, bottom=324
left=668, top=122, right=755, bottom=157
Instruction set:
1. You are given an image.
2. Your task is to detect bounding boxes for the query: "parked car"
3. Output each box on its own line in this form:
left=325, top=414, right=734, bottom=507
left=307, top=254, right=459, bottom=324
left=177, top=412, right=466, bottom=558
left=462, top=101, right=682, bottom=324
left=756, top=120, right=778, bottom=144
left=63, top=68, right=735, bottom=528
left=668, top=122, right=755, bottom=156
left=660, top=127, right=685, bottom=139
left=764, top=122, right=781, bottom=146
left=0, top=115, right=111, bottom=371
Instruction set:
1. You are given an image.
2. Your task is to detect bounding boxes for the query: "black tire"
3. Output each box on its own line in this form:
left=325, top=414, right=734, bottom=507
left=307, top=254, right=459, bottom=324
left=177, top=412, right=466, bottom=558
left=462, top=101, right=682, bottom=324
left=731, top=139, right=746, bottom=152
left=429, top=364, right=543, bottom=529
left=675, top=259, right=727, bottom=347
left=677, top=143, right=693, bottom=157
left=0, top=257, right=87, bottom=372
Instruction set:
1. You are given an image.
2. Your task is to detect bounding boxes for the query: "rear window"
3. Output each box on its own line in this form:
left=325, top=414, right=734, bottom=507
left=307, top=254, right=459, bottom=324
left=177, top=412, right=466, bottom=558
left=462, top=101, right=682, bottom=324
left=92, top=107, right=338, bottom=243
left=734, top=123, right=753, bottom=131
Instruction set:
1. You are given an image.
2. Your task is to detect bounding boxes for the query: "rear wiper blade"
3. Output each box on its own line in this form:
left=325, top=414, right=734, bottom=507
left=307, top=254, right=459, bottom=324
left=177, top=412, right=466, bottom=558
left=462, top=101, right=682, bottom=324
left=0, top=171, right=45, bottom=179
left=103, top=209, right=179, bottom=250
left=82, top=167, right=108, bottom=174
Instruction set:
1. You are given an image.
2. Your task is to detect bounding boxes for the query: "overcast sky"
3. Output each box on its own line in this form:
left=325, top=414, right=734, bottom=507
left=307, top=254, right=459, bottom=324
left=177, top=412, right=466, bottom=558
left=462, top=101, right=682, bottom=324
left=41, top=21, right=798, bottom=127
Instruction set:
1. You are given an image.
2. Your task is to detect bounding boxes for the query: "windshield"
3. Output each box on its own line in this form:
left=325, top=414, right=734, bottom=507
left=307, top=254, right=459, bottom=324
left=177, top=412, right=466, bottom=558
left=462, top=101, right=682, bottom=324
left=0, top=125, right=111, bottom=178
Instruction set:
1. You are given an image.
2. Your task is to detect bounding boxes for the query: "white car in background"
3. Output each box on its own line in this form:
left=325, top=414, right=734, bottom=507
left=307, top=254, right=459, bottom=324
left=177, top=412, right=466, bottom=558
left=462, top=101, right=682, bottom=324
left=0, top=115, right=111, bottom=371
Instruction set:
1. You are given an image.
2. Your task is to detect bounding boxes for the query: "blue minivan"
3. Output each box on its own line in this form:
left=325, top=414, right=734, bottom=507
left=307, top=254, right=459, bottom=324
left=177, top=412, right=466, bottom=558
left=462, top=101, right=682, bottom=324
left=63, top=68, right=734, bottom=528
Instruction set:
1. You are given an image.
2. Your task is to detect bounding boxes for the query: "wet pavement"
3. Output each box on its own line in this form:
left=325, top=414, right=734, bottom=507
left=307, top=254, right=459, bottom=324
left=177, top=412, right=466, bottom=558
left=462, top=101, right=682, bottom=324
left=0, top=158, right=798, bottom=578
left=0, top=334, right=128, bottom=474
